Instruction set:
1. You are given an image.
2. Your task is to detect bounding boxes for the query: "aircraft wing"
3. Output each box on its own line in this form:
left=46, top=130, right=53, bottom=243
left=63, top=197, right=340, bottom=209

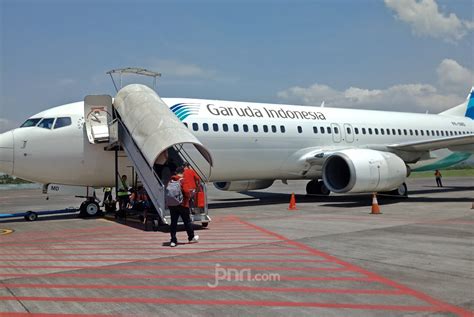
left=387, top=134, right=474, bottom=152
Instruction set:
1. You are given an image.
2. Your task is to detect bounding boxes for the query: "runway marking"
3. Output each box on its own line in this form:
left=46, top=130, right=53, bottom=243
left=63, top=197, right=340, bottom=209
left=0, top=296, right=443, bottom=312
left=2, top=283, right=405, bottom=295
left=1, top=215, right=471, bottom=316
left=0, top=229, right=13, bottom=235
left=233, top=216, right=472, bottom=317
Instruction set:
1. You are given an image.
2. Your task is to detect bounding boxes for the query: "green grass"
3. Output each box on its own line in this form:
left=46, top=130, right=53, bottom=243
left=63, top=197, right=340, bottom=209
left=411, top=169, right=474, bottom=178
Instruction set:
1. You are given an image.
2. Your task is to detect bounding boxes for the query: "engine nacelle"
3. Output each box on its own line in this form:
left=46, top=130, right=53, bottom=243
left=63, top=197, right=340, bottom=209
left=214, top=180, right=274, bottom=192
left=322, top=149, right=407, bottom=193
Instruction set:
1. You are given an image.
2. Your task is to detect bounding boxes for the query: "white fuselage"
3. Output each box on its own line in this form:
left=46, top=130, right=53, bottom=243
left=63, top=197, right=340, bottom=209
left=2, top=98, right=473, bottom=186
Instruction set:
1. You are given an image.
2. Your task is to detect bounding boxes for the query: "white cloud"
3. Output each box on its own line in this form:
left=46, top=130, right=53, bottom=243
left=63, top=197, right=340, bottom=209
left=277, top=59, right=472, bottom=114
left=149, top=59, right=216, bottom=79
left=385, top=0, right=473, bottom=42
left=436, top=59, right=474, bottom=94
left=0, top=118, right=19, bottom=133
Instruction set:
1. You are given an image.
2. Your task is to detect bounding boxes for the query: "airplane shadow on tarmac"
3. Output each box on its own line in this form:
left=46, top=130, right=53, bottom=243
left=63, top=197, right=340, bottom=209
left=209, top=185, right=474, bottom=209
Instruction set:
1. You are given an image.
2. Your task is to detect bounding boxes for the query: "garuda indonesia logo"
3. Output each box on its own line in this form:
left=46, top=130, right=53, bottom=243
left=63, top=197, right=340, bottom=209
left=170, top=103, right=200, bottom=121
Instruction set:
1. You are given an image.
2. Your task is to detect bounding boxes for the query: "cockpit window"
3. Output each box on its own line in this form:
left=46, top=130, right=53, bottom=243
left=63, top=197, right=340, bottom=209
left=54, top=117, right=72, bottom=129
left=20, top=118, right=41, bottom=127
left=37, top=118, right=55, bottom=129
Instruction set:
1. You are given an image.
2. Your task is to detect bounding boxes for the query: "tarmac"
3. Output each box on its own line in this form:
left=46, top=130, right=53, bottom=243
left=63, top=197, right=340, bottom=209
left=0, top=177, right=472, bottom=317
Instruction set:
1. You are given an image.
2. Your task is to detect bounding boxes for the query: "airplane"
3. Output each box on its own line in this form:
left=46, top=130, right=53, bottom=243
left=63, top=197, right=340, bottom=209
left=0, top=85, right=473, bottom=216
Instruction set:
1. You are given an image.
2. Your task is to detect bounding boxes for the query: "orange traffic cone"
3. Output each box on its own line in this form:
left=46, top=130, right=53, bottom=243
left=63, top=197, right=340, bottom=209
left=288, top=193, right=297, bottom=211
left=370, top=193, right=381, bottom=214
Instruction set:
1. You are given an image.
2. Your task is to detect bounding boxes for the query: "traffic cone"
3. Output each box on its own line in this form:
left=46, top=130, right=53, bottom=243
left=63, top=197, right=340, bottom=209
left=288, top=193, right=297, bottom=211
left=370, top=193, right=381, bottom=214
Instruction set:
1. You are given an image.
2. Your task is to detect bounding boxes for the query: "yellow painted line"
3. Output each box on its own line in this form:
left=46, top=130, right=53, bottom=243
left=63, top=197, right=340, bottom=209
left=0, top=229, right=14, bottom=235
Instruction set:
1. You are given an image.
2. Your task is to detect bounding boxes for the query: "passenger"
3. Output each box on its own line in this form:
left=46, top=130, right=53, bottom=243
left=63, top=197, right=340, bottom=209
left=117, top=175, right=130, bottom=211
left=167, top=167, right=198, bottom=247
left=101, top=186, right=112, bottom=207
left=182, top=162, right=201, bottom=211
left=434, top=169, right=443, bottom=187
left=128, top=188, right=139, bottom=210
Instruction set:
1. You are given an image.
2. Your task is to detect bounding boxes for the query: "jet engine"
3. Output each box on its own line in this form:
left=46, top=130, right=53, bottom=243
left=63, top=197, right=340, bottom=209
left=322, top=149, right=407, bottom=193
left=214, top=180, right=274, bottom=191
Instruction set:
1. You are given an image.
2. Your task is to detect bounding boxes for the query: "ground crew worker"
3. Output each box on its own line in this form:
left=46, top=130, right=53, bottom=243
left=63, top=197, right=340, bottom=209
left=101, top=187, right=112, bottom=207
left=434, top=169, right=443, bottom=187
left=117, top=175, right=130, bottom=211
left=182, top=162, right=201, bottom=211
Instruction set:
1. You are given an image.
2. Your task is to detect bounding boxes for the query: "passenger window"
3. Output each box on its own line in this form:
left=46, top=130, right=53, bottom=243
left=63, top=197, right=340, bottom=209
left=333, top=127, right=338, bottom=134
left=297, top=126, right=303, bottom=133
left=313, top=126, right=318, bottom=134
left=415, top=130, right=418, bottom=136
left=203, top=123, right=209, bottom=131
left=354, top=127, right=359, bottom=134
left=37, top=118, right=55, bottom=129
left=223, top=124, right=229, bottom=132
left=420, top=130, right=424, bottom=136
left=253, top=125, right=258, bottom=132
left=192, top=123, right=199, bottom=131
left=54, top=117, right=72, bottom=129
left=233, top=124, right=239, bottom=132
left=213, top=123, right=219, bottom=132
left=362, top=128, right=366, bottom=134
left=386, top=129, right=390, bottom=135
left=243, top=124, right=249, bottom=132
left=327, top=127, right=331, bottom=134
left=392, top=129, right=396, bottom=135
left=280, top=125, right=286, bottom=133
left=271, top=125, right=277, bottom=133
left=20, top=118, right=42, bottom=128
left=403, top=129, right=407, bottom=135
left=183, top=122, right=188, bottom=128
left=263, top=125, right=269, bottom=133
left=380, top=129, right=384, bottom=135
left=426, top=130, right=429, bottom=136
left=436, top=130, right=439, bottom=136
left=368, top=128, right=372, bottom=135
left=374, top=128, right=378, bottom=135
left=398, top=129, right=402, bottom=135
left=346, top=127, right=351, bottom=134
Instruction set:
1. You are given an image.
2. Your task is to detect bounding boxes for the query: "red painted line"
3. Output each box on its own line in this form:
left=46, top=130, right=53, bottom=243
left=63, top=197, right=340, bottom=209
left=0, top=245, right=298, bottom=251
left=0, top=241, right=280, bottom=246
left=0, top=313, right=115, bottom=317
left=3, top=283, right=404, bottom=295
left=0, top=258, right=329, bottom=263
left=0, top=251, right=316, bottom=257
left=0, top=264, right=341, bottom=271
left=0, top=296, right=442, bottom=312
left=0, top=272, right=358, bottom=282
left=233, top=216, right=473, bottom=317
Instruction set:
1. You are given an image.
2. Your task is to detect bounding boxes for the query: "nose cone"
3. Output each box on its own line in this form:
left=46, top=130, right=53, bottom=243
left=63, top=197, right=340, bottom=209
left=0, top=131, right=14, bottom=175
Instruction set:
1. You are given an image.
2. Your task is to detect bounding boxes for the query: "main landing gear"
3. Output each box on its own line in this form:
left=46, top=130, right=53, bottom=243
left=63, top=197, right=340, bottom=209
left=382, top=182, right=408, bottom=198
left=79, top=198, right=103, bottom=217
left=306, top=180, right=330, bottom=196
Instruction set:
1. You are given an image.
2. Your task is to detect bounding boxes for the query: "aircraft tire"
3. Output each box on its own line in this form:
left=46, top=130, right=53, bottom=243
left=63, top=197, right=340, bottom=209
left=24, top=211, right=38, bottom=221
left=80, top=201, right=102, bottom=218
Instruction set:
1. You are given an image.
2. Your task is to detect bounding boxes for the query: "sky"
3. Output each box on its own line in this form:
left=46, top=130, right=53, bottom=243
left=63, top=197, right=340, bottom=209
left=0, top=0, right=473, bottom=133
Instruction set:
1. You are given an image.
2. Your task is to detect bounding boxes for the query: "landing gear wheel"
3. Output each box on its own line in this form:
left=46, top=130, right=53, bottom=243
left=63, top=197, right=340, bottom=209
left=306, top=180, right=318, bottom=195
left=80, top=201, right=102, bottom=217
left=24, top=211, right=38, bottom=221
left=319, top=181, right=330, bottom=196
left=306, top=180, right=331, bottom=196
left=392, top=182, right=408, bottom=197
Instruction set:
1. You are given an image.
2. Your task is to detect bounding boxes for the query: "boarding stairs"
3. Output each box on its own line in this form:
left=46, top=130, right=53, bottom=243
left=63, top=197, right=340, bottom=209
left=84, top=83, right=213, bottom=226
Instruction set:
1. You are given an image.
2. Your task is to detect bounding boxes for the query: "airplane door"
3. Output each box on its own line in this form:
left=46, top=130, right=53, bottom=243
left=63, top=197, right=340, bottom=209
left=344, top=123, right=354, bottom=143
left=331, top=123, right=341, bottom=143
